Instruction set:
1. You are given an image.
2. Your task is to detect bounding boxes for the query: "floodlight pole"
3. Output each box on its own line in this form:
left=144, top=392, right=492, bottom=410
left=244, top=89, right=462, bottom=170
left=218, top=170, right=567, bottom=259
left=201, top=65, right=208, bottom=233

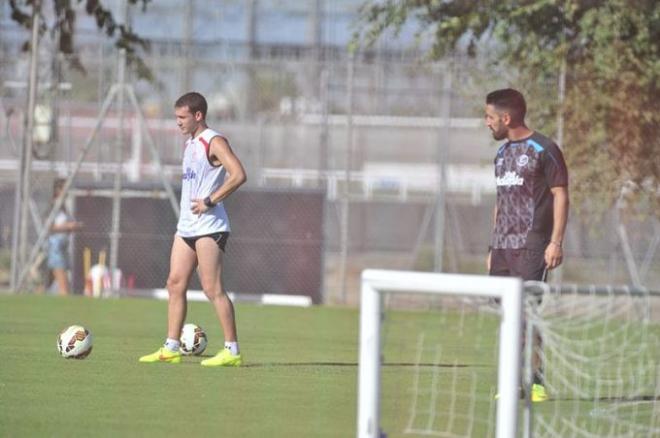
left=108, top=0, right=130, bottom=293
left=434, top=64, right=451, bottom=272
left=338, top=52, right=355, bottom=304
left=182, top=0, right=194, bottom=92
left=109, top=46, right=127, bottom=293
left=318, top=67, right=329, bottom=189
left=11, top=0, right=41, bottom=291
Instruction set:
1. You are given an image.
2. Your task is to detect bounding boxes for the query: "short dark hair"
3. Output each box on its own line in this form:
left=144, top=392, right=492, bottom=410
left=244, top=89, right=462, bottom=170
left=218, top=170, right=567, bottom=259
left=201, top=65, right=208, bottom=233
left=486, top=88, right=526, bottom=124
left=175, top=92, right=207, bottom=118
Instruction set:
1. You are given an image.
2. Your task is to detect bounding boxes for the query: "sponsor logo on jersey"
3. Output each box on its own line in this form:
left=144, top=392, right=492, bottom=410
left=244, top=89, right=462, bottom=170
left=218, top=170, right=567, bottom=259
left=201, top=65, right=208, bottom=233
left=496, top=171, right=524, bottom=186
left=183, top=167, right=197, bottom=180
left=517, top=155, right=529, bottom=167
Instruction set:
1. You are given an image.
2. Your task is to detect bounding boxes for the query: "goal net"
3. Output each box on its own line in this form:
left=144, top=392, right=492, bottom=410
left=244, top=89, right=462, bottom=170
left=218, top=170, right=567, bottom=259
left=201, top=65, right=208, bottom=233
left=523, top=282, right=660, bottom=437
left=357, top=269, right=660, bottom=438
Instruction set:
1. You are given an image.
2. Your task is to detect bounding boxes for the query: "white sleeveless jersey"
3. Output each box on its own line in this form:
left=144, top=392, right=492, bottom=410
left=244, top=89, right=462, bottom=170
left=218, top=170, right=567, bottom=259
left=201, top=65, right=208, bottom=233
left=176, top=128, right=231, bottom=237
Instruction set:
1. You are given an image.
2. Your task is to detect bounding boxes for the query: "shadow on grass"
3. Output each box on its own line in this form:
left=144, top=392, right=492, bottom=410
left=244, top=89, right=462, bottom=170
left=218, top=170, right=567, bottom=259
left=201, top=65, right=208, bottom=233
left=241, top=362, right=491, bottom=368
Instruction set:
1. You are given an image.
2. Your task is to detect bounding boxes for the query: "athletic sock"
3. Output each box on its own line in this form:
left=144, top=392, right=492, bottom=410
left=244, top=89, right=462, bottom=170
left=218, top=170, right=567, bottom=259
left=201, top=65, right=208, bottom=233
left=224, top=341, right=239, bottom=356
left=164, top=338, right=181, bottom=353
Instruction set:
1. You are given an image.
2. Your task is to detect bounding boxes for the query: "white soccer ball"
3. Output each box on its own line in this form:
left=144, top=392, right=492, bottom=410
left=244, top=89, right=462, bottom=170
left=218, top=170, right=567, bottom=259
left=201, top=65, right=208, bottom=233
left=180, top=323, right=208, bottom=356
left=57, top=325, right=93, bottom=359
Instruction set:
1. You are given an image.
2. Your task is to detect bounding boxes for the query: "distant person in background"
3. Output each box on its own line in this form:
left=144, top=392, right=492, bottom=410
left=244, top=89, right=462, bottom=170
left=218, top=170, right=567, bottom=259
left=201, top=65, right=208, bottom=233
left=48, top=178, right=83, bottom=295
left=139, top=91, right=247, bottom=367
left=485, top=88, right=569, bottom=402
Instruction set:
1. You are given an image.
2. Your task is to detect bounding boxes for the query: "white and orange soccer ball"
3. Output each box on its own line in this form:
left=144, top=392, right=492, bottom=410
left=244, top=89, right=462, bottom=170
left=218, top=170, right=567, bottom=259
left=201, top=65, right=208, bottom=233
left=57, top=325, right=93, bottom=359
left=179, top=323, right=208, bottom=356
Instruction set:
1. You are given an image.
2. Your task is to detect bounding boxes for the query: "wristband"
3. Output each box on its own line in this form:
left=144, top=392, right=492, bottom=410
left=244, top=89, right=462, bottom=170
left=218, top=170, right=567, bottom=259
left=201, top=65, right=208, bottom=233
left=203, top=196, right=216, bottom=208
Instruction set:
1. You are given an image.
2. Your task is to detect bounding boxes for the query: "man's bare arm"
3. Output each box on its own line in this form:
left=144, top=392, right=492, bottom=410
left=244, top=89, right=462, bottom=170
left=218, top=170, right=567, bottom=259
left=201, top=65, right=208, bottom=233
left=487, top=205, right=497, bottom=271
left=544, top=186, right=569, bottom=269
left=190, top=136, right=247, bottom=215
left=206, top=136, right=247, bottom=204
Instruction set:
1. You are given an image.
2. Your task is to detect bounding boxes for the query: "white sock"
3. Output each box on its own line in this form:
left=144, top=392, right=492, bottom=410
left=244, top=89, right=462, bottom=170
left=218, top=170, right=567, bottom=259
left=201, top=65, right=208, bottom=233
left=164, top=338, right=180, bottom=353
left=224, top=341, right=239, bottom=356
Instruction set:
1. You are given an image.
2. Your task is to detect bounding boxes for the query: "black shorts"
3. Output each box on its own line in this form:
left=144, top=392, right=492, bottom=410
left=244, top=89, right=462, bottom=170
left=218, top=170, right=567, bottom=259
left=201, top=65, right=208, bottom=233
left=181, top=232, right=229, bottom=252
left=489, top=248, right=547, bottom=281
left=490, top=248, right=547, bottom=305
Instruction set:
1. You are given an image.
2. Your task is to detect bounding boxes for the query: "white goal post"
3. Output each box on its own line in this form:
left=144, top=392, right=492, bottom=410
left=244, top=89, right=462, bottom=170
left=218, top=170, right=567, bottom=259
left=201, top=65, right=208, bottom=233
left=357, top=269, right=523, bottom=438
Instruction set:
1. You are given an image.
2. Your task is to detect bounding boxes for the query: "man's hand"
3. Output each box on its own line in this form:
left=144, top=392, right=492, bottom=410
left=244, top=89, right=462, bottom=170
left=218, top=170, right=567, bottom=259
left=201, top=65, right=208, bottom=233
left=544, top=241, right=563, bottom=270
left=190, top=198, right=210, bottom=215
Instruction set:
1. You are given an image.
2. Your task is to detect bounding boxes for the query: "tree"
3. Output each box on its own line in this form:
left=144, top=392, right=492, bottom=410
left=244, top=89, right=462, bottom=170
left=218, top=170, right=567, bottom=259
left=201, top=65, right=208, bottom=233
left=354, top=0, right=660, bottom=216
left=9, top=0, right=153, bottom=81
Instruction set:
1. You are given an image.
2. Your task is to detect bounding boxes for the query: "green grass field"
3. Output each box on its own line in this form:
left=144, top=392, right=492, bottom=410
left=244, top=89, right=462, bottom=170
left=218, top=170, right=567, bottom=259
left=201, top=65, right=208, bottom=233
left=2, top=294, right=658, bottom=437
left=0, top=295, right=361, bottom=437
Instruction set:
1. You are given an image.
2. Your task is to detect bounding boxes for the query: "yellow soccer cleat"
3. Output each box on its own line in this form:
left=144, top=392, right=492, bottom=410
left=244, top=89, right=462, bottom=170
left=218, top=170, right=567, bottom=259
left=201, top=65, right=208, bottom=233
left=200, top=348, right=243, bottom=367
left=138, top=347, right=182, bottom=364
left=531, top=383, right=549, bottom=402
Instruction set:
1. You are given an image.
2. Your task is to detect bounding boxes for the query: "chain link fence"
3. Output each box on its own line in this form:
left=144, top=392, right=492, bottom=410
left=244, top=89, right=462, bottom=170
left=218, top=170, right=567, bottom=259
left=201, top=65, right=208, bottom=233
left=0, top=2, right=657, bottom=304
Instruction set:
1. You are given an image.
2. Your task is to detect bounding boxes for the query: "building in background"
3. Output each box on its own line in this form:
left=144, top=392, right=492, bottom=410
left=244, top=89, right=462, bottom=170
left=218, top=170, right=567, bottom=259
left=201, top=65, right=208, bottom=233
left=0, top=1, right=656, bottom=301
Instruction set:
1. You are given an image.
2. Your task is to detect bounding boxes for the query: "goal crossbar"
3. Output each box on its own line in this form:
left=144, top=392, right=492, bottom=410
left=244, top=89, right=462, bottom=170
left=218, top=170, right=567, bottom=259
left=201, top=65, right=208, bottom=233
left=357, top=269, right=523, bottom=438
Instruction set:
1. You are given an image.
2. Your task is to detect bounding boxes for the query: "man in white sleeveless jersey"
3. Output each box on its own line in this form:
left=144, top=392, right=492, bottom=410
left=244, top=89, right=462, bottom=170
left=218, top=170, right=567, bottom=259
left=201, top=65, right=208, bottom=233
left=140, top=92, right=246, bottom=366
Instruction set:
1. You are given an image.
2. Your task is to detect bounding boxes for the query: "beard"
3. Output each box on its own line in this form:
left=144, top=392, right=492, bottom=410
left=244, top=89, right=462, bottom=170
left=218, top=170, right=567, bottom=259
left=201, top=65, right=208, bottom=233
left=491, top=128, right=507, bottom=141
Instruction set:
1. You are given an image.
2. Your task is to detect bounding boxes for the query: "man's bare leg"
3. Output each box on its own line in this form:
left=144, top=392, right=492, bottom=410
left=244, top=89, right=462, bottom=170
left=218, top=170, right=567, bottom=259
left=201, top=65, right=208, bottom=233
left=52, top=268, right=70, bottom=296
left=138, top=236, right=197, bottom=363
left=195, top=237, right=237, bottom=342
left=166, top=236, right=197, bottom=340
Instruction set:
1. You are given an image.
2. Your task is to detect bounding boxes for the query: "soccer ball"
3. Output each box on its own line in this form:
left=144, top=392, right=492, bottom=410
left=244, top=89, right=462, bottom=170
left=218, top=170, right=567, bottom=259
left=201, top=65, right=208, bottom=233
left=57, top=325, right=93, bottom=359
left=179, top=323, right=208, bottom=356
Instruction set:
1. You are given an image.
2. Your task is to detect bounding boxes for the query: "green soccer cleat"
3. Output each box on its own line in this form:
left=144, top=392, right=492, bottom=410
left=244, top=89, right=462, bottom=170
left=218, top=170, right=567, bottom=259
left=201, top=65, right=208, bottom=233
left=138, top=347, right=182, bottom=364
left=200, top=349, right=243, bottom=367
left=531, top=383, right=548, bottom=402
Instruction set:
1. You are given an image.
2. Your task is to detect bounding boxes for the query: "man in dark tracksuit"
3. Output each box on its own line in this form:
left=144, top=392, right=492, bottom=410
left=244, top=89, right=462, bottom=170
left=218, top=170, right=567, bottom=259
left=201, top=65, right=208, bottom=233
left=485, top=88, right=569, bottom=402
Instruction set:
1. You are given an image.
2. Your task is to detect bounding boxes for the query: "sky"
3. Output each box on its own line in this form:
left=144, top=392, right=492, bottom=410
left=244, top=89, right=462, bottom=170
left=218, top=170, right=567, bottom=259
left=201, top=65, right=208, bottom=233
left=1, top=0, right=420, bottom=49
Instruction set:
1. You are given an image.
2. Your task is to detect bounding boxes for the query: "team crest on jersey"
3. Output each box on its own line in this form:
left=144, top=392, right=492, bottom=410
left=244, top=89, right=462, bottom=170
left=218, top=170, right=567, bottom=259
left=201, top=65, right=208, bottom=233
left=496, top=158, right=504, bottom=167
left=517, top=155, right=529, bottom=167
